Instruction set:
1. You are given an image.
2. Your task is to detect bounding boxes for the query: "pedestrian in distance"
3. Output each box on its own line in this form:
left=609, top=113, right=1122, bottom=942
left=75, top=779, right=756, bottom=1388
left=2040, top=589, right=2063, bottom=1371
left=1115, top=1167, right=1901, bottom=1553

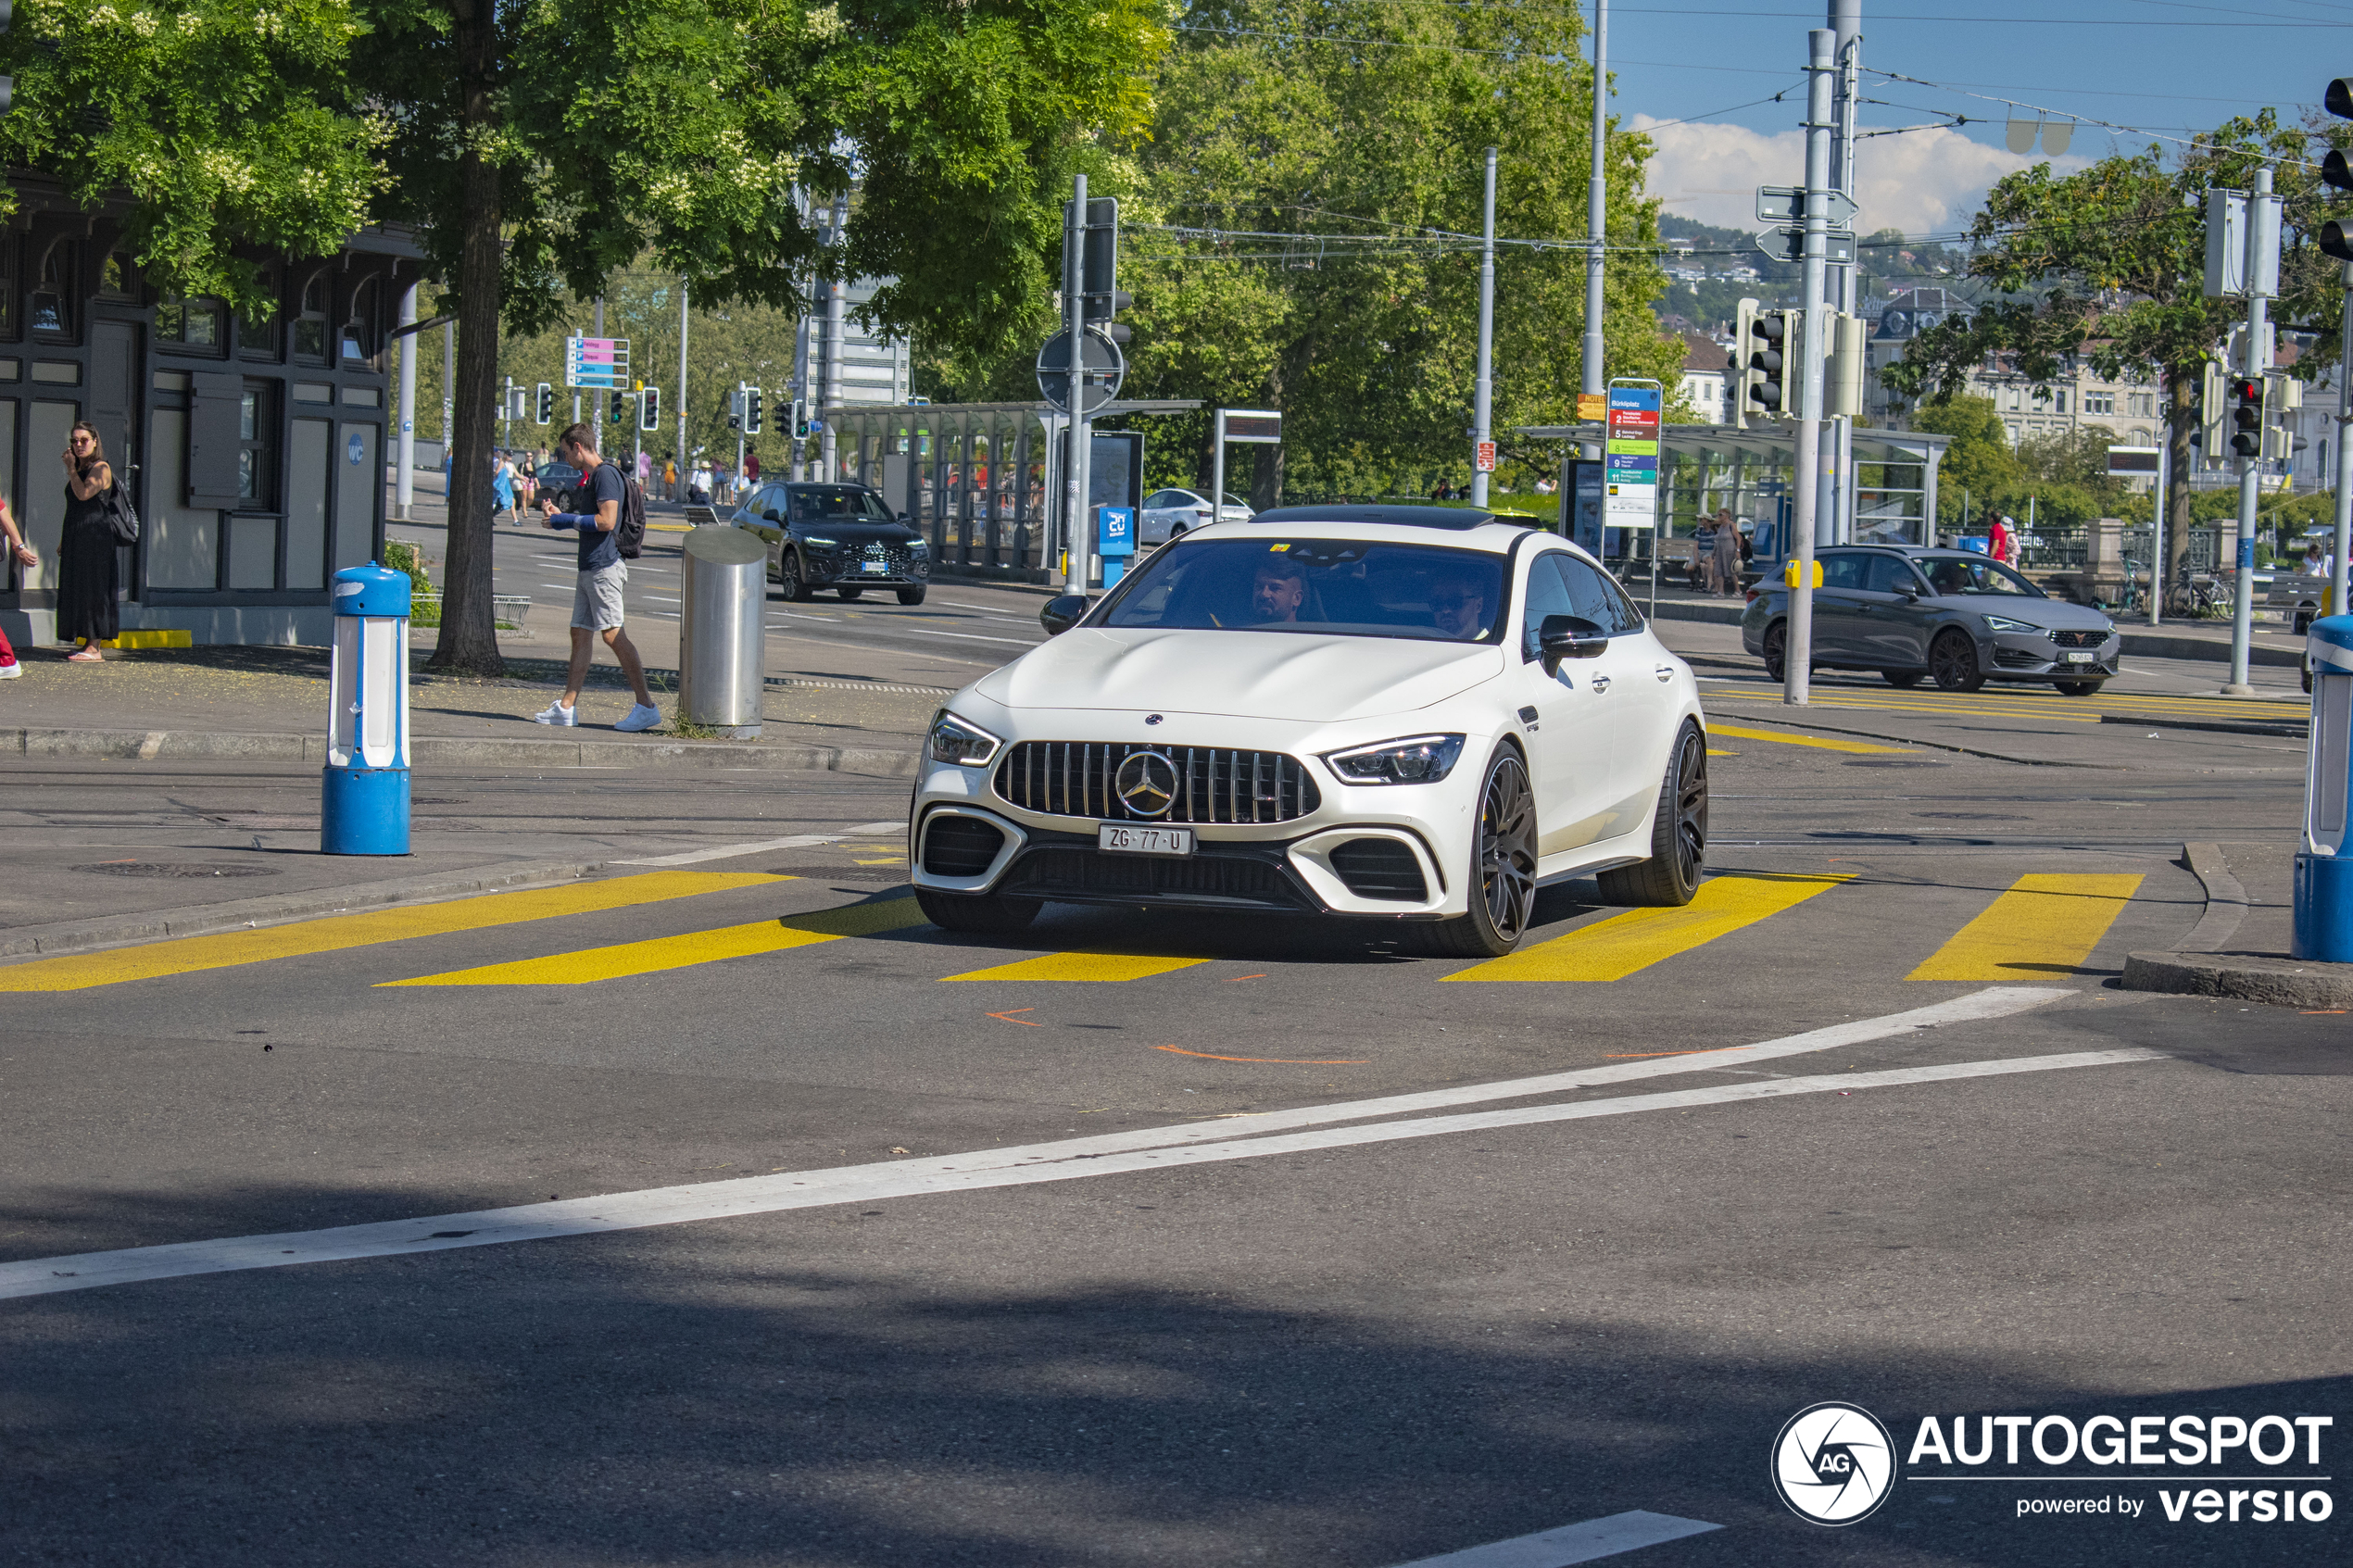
left=1711, top=508, right=1742, bottom=596
left=492, top=449, right=517, bottom=526
left=662, top=453, right=678, bottom=502
left=57, top=422, right=119, bottom=663
left=745, top=446, right=761, bottom=485
left=0, top=493, right=35, bottom=677
left=534, top=422, right=661, bottom=733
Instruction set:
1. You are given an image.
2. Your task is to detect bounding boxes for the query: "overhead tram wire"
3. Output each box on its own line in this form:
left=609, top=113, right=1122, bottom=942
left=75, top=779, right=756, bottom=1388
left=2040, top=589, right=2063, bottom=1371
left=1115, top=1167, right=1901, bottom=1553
left=1865, top=67, right=2333, bottom=169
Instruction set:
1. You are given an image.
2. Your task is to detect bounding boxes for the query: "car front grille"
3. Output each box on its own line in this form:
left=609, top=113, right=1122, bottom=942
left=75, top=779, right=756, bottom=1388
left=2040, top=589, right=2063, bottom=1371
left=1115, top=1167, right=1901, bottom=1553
left=1993, top=647, right=2044, bottom=668
left=995, top=743, right=1322, bottom=824
left=2051, top=629, right=2109, bottom=649
left=921, top=815, right=1003, bottom=877
left=997, top=847, right=1307, bottom=909
left=1328, top=838, right=1428, bottom=901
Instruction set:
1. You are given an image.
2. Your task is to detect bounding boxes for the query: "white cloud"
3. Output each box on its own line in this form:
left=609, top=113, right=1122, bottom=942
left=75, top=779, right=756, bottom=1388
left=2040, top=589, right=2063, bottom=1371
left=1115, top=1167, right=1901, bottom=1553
left=1629, top=115, right=2092, bottom=237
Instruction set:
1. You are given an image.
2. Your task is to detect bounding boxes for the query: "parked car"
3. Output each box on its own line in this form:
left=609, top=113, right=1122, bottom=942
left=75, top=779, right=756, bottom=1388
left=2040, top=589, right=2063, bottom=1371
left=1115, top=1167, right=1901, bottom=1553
left=907, top=504, right=1709, bottom=956
left=1740, top=545, right=2120, bottom=695
left=730, top=482, right=931, bottom=605
left=1139, top=488, right=1252, bottom=545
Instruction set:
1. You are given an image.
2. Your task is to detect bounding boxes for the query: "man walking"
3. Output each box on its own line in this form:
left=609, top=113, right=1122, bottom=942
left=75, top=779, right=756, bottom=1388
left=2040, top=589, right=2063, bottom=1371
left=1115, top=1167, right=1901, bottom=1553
left=535, top=423, right=661, bottom=732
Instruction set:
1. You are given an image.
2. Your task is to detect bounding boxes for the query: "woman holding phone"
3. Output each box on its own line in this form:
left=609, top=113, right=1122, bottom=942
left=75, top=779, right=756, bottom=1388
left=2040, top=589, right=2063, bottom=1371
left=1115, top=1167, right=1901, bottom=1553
left=58, top=422, right=117, bottom=663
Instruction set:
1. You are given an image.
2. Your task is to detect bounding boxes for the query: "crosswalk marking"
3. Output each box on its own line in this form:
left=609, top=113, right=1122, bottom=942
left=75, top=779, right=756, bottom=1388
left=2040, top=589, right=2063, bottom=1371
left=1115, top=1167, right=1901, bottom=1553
left=1906, top=872, right=2145, bottom=981
left=1442, top=872, right=1851, bottom=982
left=1706, top=722, right=1909, bottom=755
left=382, top=894, right=926, bottom=986
left=940, top=951, right=1212, bottom=983
left=0, top=872, right=786, bottom=994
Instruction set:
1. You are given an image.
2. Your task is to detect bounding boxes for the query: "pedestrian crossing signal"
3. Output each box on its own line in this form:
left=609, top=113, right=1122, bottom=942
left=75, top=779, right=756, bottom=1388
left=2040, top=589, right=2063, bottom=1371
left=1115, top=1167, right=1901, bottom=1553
left=640, top=388, right=661, bottom=432
left=534, top=383, right=553, bottom=425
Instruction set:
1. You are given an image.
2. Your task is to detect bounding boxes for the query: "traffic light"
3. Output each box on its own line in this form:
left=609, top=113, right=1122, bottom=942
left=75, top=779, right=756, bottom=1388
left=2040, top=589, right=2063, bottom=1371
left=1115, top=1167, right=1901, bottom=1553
left=2194, top=361, right=2227, bottom=462
left=791, top=397, right=809, bottom=439
left=1076, top=195, right=1132, bottom=345
left=2229, top=375, right=2262, bottom=458
left=1733, top=297, right=1789, bottom=427
left=609, top=389, right=627, bottom=425
left=534, top=382, right=553, bottom=425
left=640, top=387, right=661, bottom=431
left=727, top=383, right=744, bottom=432
left=2325, top=80, right=2353, bottom=258
left=743, top=387, right=763, bottom=434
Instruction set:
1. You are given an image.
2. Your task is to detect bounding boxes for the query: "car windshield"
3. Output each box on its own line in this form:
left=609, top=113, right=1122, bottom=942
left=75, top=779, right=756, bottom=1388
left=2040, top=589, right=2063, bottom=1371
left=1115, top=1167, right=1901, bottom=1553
left=1918, top=555, right=2045, bottom=597
left=1098, top=537, right=1508, bottom=643
left=790, top=487, right=891, bottom=522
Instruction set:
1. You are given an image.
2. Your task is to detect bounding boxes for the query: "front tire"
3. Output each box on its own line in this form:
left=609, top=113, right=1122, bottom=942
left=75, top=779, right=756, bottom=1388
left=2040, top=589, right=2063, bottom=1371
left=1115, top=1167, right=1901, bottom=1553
left=779, top=552, right=813, bottom=603
left=1598, top=721, right=1706, bottom=908
left=1883, top=670, right=1923, bottom=688
left=897, top=586, right=927, bottom=606
left=1762, top=621, right=1788, bottom=683
left=837, top=585, right=864, bottom=602
left=1418, top=748, right=1538, bottom=958
left=915, top=888, right=1040, bottom=935
left=2054, top=679, right=2105, bottom=696
left=1931, top=629, right=1985, bottom=692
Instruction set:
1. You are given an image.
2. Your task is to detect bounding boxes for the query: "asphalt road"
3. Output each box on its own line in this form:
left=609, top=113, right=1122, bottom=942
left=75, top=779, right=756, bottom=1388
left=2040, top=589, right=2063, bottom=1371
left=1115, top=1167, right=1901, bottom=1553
left=0, top=562, right=2345, bottom=1566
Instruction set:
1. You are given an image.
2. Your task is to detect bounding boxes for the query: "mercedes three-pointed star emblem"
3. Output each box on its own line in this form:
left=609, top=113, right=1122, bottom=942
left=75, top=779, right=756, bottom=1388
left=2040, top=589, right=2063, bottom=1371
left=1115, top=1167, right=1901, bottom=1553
left=1114, top=750, right=1179, bottom=817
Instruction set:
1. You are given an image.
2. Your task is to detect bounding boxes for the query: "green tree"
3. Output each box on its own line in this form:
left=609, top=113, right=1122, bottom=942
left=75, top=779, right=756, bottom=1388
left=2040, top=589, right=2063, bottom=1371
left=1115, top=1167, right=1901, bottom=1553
left=1882, top=111, right=2338, bottom=584
left=1906, top=395, right=2016, bottom=526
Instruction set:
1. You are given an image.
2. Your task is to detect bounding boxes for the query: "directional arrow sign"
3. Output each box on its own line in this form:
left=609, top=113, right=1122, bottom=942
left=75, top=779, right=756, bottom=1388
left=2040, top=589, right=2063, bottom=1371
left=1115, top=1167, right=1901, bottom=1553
left=1036, top=327, right=1126, bottom=415
left=1755, top=186, right=1858, bottom=227
left=1755, top=227, right=1856, bottom=266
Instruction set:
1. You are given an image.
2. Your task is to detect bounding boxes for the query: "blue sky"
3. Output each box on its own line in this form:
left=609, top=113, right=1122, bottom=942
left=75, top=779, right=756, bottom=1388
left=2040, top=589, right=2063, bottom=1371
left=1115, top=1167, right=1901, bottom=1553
left=1604, top=0, right=2335, bottom=235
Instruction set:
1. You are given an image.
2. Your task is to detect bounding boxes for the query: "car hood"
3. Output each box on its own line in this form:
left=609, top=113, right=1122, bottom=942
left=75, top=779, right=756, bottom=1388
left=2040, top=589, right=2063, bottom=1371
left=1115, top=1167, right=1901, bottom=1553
left=1928, top=596, right=2113, bottom=630
left=975, top=627, right=1504, bottom=721
left=793, top=521, right=918, bottom=546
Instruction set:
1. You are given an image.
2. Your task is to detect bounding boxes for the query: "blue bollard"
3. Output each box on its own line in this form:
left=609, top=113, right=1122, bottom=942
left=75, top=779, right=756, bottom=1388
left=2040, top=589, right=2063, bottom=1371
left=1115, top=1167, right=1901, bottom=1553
left=2293, top=615, right=2353, bottom=959
left=321, top=562, right=412, bottom=857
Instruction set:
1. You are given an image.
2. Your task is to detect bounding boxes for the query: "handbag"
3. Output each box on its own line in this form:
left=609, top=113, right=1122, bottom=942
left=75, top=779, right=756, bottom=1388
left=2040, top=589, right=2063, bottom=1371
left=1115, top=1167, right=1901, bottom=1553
left=103, top=478, right=141, bottom=545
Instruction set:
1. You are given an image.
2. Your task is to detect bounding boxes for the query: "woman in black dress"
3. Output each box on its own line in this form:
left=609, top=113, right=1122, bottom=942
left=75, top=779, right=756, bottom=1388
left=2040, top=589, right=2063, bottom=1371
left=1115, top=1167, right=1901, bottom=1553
left=58, top=420, right=116, bottom=662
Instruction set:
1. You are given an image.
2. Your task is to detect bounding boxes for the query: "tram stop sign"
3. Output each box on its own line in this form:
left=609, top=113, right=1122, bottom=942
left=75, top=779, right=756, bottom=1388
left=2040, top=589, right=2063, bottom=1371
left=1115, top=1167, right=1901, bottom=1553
left=1037, top=327, right=1126, bottom=415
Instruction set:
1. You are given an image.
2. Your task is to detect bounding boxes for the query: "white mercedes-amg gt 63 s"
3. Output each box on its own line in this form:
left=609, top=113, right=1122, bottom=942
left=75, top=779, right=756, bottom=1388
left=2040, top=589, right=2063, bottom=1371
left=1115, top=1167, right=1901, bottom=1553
left=907, top=505, right=1710, bottom=957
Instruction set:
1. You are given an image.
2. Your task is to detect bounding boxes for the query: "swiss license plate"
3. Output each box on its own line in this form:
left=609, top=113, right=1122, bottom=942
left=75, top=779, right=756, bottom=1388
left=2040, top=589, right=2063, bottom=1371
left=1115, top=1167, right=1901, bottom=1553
left=862, top=558, right=890, bottom=573
left=2063, top=649, right=2097, bottom=664
left=1098, top=823, right=1194, bottom=857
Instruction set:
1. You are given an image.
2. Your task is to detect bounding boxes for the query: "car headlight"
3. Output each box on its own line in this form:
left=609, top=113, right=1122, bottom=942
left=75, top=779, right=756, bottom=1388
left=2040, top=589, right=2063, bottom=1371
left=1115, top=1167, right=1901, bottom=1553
left=1322, top=734, right=1466, bottom=784
left=1983, top=615, right=2039, bottom=634
left=802, top=535, right=837, bottom=547
left=908, top=538, right=929, bottom=554
left=928, top=710, right=1002, bottom=766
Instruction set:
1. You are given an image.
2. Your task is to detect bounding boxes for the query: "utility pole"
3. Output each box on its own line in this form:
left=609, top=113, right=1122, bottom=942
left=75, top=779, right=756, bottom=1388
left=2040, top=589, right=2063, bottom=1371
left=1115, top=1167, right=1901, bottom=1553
left=395, top=282, right=417, bottom=521
left=1472, top=145, right=1498, bottom=508
left=1785, top=28, right=1835, bottom=707
left=676, top=278, right=690, bottom=498
left=1828, top=0, right=1860, bottom=547
left=1061, top=174, right=1094, bottom=595
left=823, top=192, right=848, bottom=483
left=2227, top=167, right=2274, bottom=696
left=1580, top=0, right=1609, bottom=468
left=2335, top=260, right=2353, bottom=623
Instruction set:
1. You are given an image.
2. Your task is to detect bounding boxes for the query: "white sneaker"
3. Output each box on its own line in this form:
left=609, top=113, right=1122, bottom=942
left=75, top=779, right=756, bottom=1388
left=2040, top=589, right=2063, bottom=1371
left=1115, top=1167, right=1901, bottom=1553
left=0, top=662, right=19, bottom=679
left=615, top=702, right=662, bottom=734
left=533, top=700, right=576, bottom=726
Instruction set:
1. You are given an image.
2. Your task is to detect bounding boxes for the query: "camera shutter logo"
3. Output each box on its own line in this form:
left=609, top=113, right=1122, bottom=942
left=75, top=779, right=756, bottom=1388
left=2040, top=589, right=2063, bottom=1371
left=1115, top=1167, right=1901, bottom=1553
left=1114, top=750, right=1178, bottom=817
left=1771, top=1402, right=1896, bottom=1525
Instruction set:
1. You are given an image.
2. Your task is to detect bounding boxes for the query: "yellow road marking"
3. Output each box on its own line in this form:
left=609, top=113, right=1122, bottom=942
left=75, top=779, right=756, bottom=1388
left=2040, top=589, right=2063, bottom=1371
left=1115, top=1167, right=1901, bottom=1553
left=0, top=872, right=785, bottom=993
left=941, top=951, right=1212, bottom=983
left=382, top=894, right=925, bottom=985
left=1706, top=748, right=1738, bottom=757
left=1706, top=723, right=1911, bottom=755
left=1444, top=872, right=1852, bottom=982
left=1906, top=872, right=2144, bottom=981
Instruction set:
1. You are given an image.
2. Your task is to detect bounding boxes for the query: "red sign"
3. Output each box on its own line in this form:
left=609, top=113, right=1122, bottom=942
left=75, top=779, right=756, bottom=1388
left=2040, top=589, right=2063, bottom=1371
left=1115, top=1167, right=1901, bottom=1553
left=1475, top=441, right=1497, bottom=472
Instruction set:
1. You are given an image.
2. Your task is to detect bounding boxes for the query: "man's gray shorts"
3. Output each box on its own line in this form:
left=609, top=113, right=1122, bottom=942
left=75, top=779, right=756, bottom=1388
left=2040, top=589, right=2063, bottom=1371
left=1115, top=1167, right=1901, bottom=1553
left=571, top=561, right=628, bottom=631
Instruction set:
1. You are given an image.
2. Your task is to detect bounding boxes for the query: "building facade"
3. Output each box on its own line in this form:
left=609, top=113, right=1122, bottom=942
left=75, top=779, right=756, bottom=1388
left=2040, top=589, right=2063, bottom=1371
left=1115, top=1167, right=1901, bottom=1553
left=0, top=188, right=423, bottom=647
left=1866, top=286, right=2163, bottom=449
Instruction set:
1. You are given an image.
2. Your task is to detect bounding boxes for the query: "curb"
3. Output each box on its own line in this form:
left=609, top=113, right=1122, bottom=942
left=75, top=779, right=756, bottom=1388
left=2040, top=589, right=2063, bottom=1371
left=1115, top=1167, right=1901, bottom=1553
left=2097, top=713, right=2306, bottom=740
left=3, top=728, right=922, bottom=776
left=0, top=858, right=606, bottom=959
left=2120, top=949, right=2353, bottom=1008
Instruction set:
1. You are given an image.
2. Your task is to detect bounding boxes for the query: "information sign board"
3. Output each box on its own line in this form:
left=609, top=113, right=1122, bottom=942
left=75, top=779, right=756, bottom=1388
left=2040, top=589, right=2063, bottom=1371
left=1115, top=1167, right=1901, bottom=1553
left=565, top=336, right=630, bottom=390
left=1604, top=384, right=1661, bottom=529
left=1475, top=441, right=1497, bottom=473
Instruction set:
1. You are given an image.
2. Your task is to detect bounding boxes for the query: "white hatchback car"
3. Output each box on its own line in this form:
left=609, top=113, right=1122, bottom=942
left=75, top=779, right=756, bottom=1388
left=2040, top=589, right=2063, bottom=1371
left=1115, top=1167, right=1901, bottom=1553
left=908, top=506, right=1709, bottom=956
left=1139, top=488, right=1252, bottom=545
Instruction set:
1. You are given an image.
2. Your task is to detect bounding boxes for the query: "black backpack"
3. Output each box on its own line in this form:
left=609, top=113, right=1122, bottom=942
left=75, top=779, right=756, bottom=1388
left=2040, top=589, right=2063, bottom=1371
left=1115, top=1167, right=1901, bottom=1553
left=611, top=467, right=647, bottom=559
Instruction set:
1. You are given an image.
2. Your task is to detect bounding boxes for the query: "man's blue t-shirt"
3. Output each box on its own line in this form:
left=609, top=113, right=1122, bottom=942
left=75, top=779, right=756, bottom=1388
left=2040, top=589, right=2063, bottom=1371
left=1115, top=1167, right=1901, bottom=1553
left=577, top=461, right=628, bottom=571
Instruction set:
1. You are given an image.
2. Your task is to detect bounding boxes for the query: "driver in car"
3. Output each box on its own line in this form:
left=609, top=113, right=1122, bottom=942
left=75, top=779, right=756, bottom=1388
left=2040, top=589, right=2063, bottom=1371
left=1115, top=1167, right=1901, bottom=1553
left=1252, top=557, right=1308, bottom=623
left=1428, top=567, right=1489, bottom=639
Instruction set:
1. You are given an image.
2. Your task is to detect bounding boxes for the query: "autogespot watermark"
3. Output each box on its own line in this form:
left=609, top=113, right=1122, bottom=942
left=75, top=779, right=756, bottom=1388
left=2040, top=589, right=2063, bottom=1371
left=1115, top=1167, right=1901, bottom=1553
left=1774, top=1404, right=2337, bottom=1528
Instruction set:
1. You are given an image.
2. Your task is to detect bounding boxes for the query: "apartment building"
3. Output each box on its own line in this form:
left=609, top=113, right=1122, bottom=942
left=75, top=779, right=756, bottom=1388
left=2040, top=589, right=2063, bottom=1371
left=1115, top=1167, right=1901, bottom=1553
left=1866, top=286, right=2162, bottom=448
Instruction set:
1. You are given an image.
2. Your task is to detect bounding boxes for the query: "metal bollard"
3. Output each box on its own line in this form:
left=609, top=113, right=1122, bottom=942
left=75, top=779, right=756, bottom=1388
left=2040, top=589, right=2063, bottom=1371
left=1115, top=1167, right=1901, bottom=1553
left=677, top=523, right=767, bottom=739
left=321, top=561, right=411, bottom=856
left=2295, top=614, right=2353, bottom=959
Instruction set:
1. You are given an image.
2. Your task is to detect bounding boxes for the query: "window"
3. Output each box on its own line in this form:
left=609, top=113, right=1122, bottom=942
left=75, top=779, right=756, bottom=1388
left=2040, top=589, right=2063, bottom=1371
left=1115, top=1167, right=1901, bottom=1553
left=240, top=265, right=283, bottom=359
left=1862, top=555, right=1922, bottom=595
left=155, top=296, right=225, bottom=350
left=1098, top=537, right=1507, bottom=645
left=294, top=271, right=329, bottom=362
left=236, top=383, right=274, bottom=505
left=788, top=485, right=891, bottom=521
left=1557, top=555, right=1643, bottom=634
left=1521, top=553, right=1577, bottom=660
left=99, top=252, right=139, bottom=301
left=1818, top=552, right=1868, bottom=591
left=30, top=242, right=71, bottom=338
left=2055, top=390, right=2070, bottom=414
left=340, top=278, right=377, bottom=365
left=2085, top=391, right=2114, bottom=415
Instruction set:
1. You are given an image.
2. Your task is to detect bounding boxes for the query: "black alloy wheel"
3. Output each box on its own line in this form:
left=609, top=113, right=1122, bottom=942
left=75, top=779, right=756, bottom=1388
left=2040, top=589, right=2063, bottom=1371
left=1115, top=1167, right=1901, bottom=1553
left=838, top=585, right=864, bottom=602
left=1599, top=721, right=1706, bottom=908
left=897, top=586, right=927, bottom=606
left=1420, top=749, right=1538, bottom=958
left=2053, top=679, right=2105, bottom=696
left=1930, top=629, right=1985, bottom=693
left=1762, top=621, right=1788, bottom=683
left=1883, top=670, right=1923, bottom=688
left=779, top=552, right=813, bottom=603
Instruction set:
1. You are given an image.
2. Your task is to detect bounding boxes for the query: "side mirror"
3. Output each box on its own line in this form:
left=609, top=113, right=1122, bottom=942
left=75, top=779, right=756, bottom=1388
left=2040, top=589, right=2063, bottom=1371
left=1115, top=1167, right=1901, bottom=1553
left=897, top=511, right=911, bottom=523
left=1539, top=614, right=1609, bottom=675
left=1039, top=594, right=1092, bottom=636
left=1894, top=581, right=1921, bottom=599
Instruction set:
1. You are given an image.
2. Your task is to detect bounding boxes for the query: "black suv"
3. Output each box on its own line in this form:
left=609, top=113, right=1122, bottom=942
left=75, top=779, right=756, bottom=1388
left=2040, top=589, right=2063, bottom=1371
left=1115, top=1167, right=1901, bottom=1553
left=730, top=482, right=931, bottom=605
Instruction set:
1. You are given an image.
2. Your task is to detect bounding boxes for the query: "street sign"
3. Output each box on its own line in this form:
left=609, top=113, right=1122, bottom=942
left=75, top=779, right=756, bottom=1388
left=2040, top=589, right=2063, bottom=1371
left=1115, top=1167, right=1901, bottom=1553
left=1036, top=327, right=1126, bottom=414
left=1755, top=187, right=1857, bottom=226
left=1756, top=227, right=1856, bottom=266
left=565, top=335, right=630, bottom=390
left=1220, top=409, right=1282, bottom=444
left=1604, top=383, right=1661, bottom=530
left=1576, top=392, right=1607, bottom=422
left=1475, top=441, right=1497, bottom=473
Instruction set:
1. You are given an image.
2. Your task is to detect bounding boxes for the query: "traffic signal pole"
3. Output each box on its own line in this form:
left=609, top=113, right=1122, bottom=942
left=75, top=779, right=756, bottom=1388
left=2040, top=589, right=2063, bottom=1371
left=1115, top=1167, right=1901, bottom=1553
left=1828, top=0, right=1860, bottom=547
left=2227, top=166, right=2272, bottom=696
left=677, top=279, right=691, bottom=497
left=1472, top=145, right=1497, bottom=509
left=1579, top=0, right=1608, bottom=468
left=1784, top=28, right=1835, bottom=707
left=1062, top=175, right=1093, bottom=595
left=2334, top=261, right=2353, bottom=623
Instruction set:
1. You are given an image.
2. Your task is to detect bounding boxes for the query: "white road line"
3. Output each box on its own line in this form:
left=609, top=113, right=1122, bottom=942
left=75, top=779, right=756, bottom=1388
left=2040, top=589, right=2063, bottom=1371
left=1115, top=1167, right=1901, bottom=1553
left=767, top=610, right=1036, bottom=646
left=617, top=822, right=907, bottom=866
left=0, top=1018, right=2143, bottom=1302
left=1390, top=1510, right=1722, bottom=1567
